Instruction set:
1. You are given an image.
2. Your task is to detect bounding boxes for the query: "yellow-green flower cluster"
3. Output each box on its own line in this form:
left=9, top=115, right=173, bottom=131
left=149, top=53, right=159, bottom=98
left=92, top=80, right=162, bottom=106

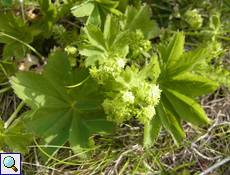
left=135, top=82, right=161, bottom=106
left=185, top=9, right=203, bottom=29
left=64, top=46, right=78, bottom=67
left=102, top=82, right=161, bottom=123
left=129, top=29, right=152, bottom=61
left=90, top=55, right=126, bottom=84
left=102, top=91, right=137, bottom=123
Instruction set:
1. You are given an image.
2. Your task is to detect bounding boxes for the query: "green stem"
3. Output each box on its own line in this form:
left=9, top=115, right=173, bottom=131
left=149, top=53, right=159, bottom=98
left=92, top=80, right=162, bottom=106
left=0, top=64, right=8, bottom=77
left=20, top=0, right=25, bottom=21
left=185, top=42, right=202, bottom=46
left=217, top=30, right=230, bottom=34
left=217, top=35, right=230, bottom=41
left=171, top=31, right=230, bottom=41
left=0, top=32, right=45, bottom=60
left=33, top=138, right=91, bottom=166
left=133, top=63, right=142, bottom=69
left=4, top=101, right=25, bottom=129
left=0, top=86, right=11, bottom=94
left=0, top=82, right=10, bottom=86
left=60, top=18, right=81, bottom=28
left=182, top=32, right=203, bottom=36
left=0, top=60, right=12, bottom=64
left=132, top=153, right=145, bottom=175
left=65, top=75, right=91, bottom=88
left=169, top=31, right=203, bottom=36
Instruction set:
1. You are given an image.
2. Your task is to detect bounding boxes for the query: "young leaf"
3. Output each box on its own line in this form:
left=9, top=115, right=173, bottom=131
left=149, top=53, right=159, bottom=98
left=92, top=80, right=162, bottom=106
left=104, top=64, right=155, bottom=91
left=102, top=64, right=159, bottom=99
left=84, top=23, right=107, bottom=51
left=71, top=0, right=122, bottom=27
left=10, top=49, right=114, bottom=161
left=201, top=13, right=221, bottom=40
left=0, top=119, right=34, bottom=154
left=119, top=6, right=159, bottom=39
left=79, top=14, right=130, bottom=67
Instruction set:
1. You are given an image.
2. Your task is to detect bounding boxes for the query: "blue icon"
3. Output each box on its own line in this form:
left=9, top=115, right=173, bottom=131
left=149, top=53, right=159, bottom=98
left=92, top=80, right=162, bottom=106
left=0, top=153, right=21, bottom=174
left=3, top=156, right=18, bottom=172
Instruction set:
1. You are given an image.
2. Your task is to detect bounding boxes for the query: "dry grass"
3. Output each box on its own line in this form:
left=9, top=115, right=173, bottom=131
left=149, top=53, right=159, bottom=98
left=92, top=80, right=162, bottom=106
left=0, top=85, right=229, bottom=175
left=0, top=52, right=230, bottom=175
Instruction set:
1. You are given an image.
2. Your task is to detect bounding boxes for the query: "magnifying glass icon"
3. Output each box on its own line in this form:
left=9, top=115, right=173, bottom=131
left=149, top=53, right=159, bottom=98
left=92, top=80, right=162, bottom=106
left=3, top=156, right=18, bottom=172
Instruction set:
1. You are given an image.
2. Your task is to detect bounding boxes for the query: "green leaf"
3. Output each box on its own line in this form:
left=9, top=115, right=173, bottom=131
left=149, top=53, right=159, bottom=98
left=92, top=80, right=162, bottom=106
left=150, top=54, right=161, bottom=82
left=71, top=1, right=95, bottom=17
left=103, top=14, right=120, bottom=49
left=2, top=0, right=12, bottom=6
left=104, top=64, right=155, bottom=91
left=0, top=12, right=39, bottom=58
left=160, top=72, right=219, bottom=98
left=31, top=0, right=58, bottom=38
left=157, top=32, right=185, bottom=81
left=3, top=42, right=27, bottom=58
left=59, top=0, right=85, bottom=17
left=165, top=48, right=209, bottom=78
left=85, top=23, right=107, bottom=51
left=163, top=32, right=184, bottom=65
left=162, top=88, right=209, bottom=125
left=128, top=0, right=141, bottom=9
left=120, top=6, right=159, bottom=39
left=224, top=0, right=230, bottom=8
left=156, top=100, right=185, bottom=144
left=104, top=65, right=138, bottom=90
left=137, top=63, right=155, bottom=81
left=152, top=32, right=219, bottom=145
left=79, top=14, right=130, bottom=67
left=71, top=0, right=122, bottom=28
left=209, top=13, right=221, bottom=31
left=200, top=13, right=221, bottom=40
left=144, top=114, right=161, bottom=147
left=0, top=119, right=34, bottom=154
left=11, top=49, right=114, bottom=160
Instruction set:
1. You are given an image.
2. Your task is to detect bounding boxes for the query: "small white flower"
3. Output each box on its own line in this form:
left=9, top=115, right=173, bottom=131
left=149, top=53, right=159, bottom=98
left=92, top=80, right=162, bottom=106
left=122, top=91, right=134, bottom=103
left=117, top=58, right=125, bottom=67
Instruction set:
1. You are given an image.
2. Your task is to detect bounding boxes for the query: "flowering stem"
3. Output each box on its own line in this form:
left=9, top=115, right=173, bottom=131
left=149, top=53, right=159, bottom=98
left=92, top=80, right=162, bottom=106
left=65, top=75, right=91, bottom=88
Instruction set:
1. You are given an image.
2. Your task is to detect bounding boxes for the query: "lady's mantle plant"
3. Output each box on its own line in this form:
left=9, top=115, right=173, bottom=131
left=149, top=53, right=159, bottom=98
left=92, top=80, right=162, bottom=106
left=9, top=32, right=219, bottom=159
left=4, top=1, right=219, bottom=161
